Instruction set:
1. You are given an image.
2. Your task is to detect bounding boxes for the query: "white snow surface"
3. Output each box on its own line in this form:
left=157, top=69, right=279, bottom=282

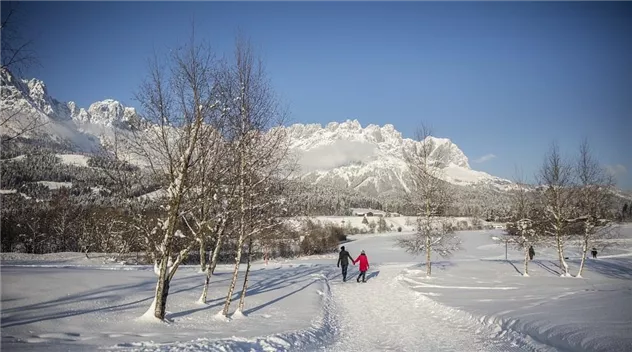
left=35, top=181, right=73, bottom=190
left=2, top=224, right=632, bottom=351
left=57, top=154, right=91, bottom=167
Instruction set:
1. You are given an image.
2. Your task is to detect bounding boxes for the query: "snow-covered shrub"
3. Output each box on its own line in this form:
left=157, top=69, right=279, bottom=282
left=328, top=224, right=347, bottom=242
left=299, top=220, right=340, bottom=255
left=471, top=217, right=483, bottom=230
left=343, top=221, right=362, bottom=235
left=377, top=217, right=388, bottom=232
left=368, top=220, right=377, bottom=233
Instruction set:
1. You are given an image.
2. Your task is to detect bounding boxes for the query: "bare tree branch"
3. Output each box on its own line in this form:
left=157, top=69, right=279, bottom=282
left=397, top=123, right=461, bottom=276
left=536, top=142, right=576, bottom=277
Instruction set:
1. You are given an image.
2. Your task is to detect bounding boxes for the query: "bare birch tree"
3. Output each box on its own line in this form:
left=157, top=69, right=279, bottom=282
left=189, top=134, right=238, bottom=304
left=218, top=35, right=291, bottom=316
left=236, top=143, right=292, bottom=314
left=504, top=169, right=542, bottom=276
left=397, top=124, right=461, bottom=276
left=573, top=139, right=618, bottom=277
left=130, top=35, right=221, bottom=320
left=537, top=143, right=576, bottom=277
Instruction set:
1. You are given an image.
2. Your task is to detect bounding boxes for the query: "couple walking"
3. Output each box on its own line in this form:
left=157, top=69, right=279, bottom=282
left=337, top=246, right=370, bottom=283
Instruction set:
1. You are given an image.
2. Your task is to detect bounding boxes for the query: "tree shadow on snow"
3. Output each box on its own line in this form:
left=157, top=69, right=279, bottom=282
left=484, top=259, right=524, bottom=275
left=506, top=260, right=523, bottom=275
left=243, top=279, right=315, bottom=315
left=3, top=264, right=332, bottom=326
left=582, top=258, right=632, bottom=280
left=411, top=260, right=456, bottom=272
left=1, top=270, right=229, bottom=328
left=169, top=265, right=327, bottom=319
left=536, top=260, right=562, bottom=276
left=1, top=279, right=157, bottom=328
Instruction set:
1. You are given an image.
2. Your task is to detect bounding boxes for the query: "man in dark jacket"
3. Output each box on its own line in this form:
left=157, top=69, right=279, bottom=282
left=337, top=246, right=354, bottom=282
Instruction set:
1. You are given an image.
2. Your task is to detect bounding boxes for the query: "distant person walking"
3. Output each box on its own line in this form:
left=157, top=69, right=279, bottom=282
left=353, top=250, right=370, bottom=283
left=337, top=246, right=354, bottom=282
left=591, top=247, right=598, bottom=259
left=528, top=245, right=535, bottom=261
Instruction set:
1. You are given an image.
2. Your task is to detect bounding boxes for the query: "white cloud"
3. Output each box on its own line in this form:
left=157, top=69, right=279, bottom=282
left=605, top=164, right=628, bottom=179
left=473, top=154, right=497, bottom=164
left=297, top=140, right=377, bottom=172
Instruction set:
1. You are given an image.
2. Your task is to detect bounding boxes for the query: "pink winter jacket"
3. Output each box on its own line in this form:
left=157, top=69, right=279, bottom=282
left=354, top=254, right=369, bottom=272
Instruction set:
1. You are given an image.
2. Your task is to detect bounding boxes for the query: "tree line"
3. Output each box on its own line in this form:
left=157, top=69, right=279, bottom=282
left=503, top=140, right=623, bottom=278
left=396, top=124, right=627, bottom=278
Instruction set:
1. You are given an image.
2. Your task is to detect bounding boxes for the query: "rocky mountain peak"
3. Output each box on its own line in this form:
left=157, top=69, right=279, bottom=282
left=1, top=69, right=139, bottom=128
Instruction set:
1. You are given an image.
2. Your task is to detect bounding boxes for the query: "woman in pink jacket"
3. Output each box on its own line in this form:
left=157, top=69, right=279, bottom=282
left=353, top=250, right=370, bottom=283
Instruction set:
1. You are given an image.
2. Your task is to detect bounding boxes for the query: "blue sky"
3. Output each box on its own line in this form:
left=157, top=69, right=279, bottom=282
left=7, top=1, right=632, bottom=189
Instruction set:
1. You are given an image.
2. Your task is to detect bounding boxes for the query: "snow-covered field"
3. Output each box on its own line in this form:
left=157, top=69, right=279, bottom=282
left=299, top=214, right=488, bottom=233
left=2, top=225, right=632, bottom=351
left=35, top=181, right=73, bottom=190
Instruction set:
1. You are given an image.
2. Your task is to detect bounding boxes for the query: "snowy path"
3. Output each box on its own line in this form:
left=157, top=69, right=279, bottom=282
left=322, top=264, right=528, bottom=352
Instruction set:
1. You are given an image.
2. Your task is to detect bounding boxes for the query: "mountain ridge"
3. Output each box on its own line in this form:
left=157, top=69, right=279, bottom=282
left=1, top=70, right=513, bottom=196
left=285, top=119, right=514, bottom=195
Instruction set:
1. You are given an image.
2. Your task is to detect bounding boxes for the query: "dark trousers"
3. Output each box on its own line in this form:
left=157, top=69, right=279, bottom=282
left=357, top=270, right=366, bottom=282
left=341, top=264, right=349, bottom=281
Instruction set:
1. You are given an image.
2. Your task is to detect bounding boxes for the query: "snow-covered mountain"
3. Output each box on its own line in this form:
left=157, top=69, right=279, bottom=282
left=1, top=69, right=140, bottom=128
left=1, top=70, right=514, bottom=195
left=0, top=69, right=140, bottom=152
left=285, top=120, right=514, bottom=196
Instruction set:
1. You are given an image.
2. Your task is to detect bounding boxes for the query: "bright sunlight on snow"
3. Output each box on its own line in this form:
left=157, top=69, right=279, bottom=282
left=2, top=223, right=631, bottom=352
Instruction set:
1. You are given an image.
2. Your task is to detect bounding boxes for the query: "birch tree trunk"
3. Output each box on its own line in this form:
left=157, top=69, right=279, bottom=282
left=199, top=236, right=206, bottom=272
left=153, top=255, right=171, bottom=320
left=222, top=117, right=247, bottom=316
left=153, top=242, right=195, bottom=319
left=555, top=219, right=570, bottom=276
left=426, top=232, right=431, bottom=277
left=209, top=228, right=225, bottom=275
left=425, top=196, right=432, bottom=277
left=577, top=233, right=589, bottom=278
left=199, top=221, right=226, bottom=304
left=238, top=236, right=254, bottom=312
left=154, top=199, right=183, bottom=320
left=199, top=262, right=212, bottom=304
left=523, top=246, right=530, bottom=276
left=222, top=237, right=244, bottom=316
